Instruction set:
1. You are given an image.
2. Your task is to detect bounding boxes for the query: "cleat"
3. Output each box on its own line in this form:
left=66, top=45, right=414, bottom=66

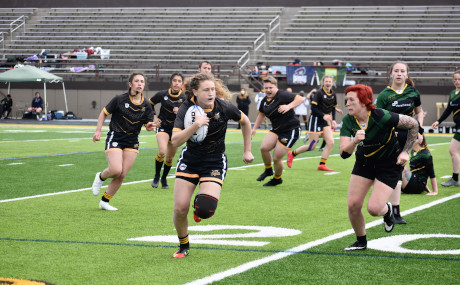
left=92, top=172, right=104, bottom=196
left=303, top=133, right=309, bottom=143
left=257, top=168, right=273, bottom=181
left=161, top=178, right=169, bottom=189
left=99, top=201, right=118, bottom=211
left=317, top=164, right=334, bottom=171
left=151, top=176, right=160, bottom=188
left=344, top=240, right=367, bottom=251
left=383, top=202, right=395, bottom=233
left=394, top=215, right=407, bottom=224
left=263, top=178, right=283, bottom=187
left=319, top=147, right=324, bottom=151
left=441, top=178, right=460, bottom=187
left=286, top=151, right=294, bottom=168
left=193, top=212, right=202, bottom=223
left=173, top=247, right=190, bottom=258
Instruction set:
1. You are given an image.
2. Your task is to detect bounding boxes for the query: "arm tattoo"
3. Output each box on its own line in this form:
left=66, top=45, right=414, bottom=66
left=398, top=114, right=418, bottom=153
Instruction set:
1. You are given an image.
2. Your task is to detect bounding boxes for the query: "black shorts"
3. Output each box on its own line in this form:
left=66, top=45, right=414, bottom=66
left=157, top=126, right=173, bottom=140
left=269, top=127, right=301, bottom=149
left=401, top=174, right=426, bottom=194
left=307, top=114, right=329, bottom=133
left=351, top=158, right=403, bottom=189
left=175, top=147, right=227, bottom=186
left=105, top=130, right=139, bottom=153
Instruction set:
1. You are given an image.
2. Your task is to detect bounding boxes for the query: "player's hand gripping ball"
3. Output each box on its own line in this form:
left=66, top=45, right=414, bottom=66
left=184, top=105, right=208, bottom=143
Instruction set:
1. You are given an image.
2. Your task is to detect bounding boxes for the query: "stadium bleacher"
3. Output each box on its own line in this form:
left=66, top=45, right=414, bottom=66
left=261, top=5, right=460, bottom=85
left=0, top=6, right=459, bottom=86
left=1, top=7, right=282, bottom=82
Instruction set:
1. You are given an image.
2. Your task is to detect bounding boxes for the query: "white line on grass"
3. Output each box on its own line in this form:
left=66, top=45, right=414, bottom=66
left=185, top=192, right=460, bottom=285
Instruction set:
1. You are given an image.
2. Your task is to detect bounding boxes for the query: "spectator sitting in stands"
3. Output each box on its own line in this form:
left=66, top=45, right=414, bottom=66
left=289, top=59, right=301, bottom=66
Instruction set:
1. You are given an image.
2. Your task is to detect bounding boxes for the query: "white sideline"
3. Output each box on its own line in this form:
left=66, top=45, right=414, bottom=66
left=185, top=192, right=460, bottom=285
left=0, top=155, right=331, bottom=203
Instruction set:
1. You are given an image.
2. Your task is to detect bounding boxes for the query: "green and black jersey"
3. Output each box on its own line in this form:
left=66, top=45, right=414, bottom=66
left=340, top=108, right=400, bottom=163
left=149, top=88, right=186, bottom=129
left=437, top=89, right=460, bottom=129
left=409, top=147, right=435, bottom=186
left=376, top=84, right=421, bottom=116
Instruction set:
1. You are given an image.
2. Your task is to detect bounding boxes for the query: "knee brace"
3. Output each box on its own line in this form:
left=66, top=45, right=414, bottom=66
left=193, top=194, right=218, bottom=219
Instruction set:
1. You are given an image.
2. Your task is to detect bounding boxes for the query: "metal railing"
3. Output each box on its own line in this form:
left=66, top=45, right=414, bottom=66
left=10, top=15, right=26, bottom=41
left=268, top=15, right=280, bottom=43
left=0, top=32, right=4, bottom=59
left=237, top=51, right=250, bottom=70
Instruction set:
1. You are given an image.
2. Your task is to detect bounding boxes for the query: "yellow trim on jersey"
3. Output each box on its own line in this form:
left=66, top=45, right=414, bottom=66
left=173, top=127, right=183, bottom=132
left=454, top=109, right=460, bottom=116
left=322, top=87, right=333, bottom=96
left=149, top=98, right=155, bottom=106
left=388, top=84, right=408, bottom=94
left=129, top=92, right=144, bottom=105
left=411, top=166, right=426, bottom=172
left=353, top=111, right=370, bottom=130
left=103, top=107, right=110, bottom=116
left=364, top=128, right=394, bottom=158
left=168, top=88, right=183, bottom=97
left=311, top=101, right=318, bottom=105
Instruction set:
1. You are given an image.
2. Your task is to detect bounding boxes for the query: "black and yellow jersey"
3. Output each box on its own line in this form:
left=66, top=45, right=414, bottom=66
left=340, top=108, right=400, bottom=163
left=376, top=84, right=421, bottom=116
left=149, top=88, right=186, bottom=129
left=174, top=97, right=243, bottom=155
left=409, top=147, right=435, bottom=186
left=103, top=92, right=154, bottom=136
left=310, top=87, right=337, bottom=118
left=437, top=89, right=460, bottom=128
left=258, top=90, right=300, bottom=132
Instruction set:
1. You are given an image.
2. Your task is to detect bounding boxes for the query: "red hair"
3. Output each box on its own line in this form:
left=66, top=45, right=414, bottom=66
left=345, top=84, right=376, bottom=111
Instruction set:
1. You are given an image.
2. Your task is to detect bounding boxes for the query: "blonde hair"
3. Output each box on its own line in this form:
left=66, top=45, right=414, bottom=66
left=184, top=73, right=231, bottom=101
left=320, top=75, right=336, bottom=88
left=263, top=76, right=278, bottom=86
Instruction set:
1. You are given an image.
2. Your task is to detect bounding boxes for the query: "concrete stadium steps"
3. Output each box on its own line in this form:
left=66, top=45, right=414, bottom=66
left=258, top=5, right=460, bottom=85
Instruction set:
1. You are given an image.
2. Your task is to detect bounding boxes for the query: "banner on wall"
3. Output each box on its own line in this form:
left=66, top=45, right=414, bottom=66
left=286, top=66, right=316, bottom=85
left=314, top=67, right=347, bottom=86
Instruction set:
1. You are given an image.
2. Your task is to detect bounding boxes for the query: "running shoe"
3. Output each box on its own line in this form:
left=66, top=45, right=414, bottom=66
left=173, top=247, right=190, bottom=258
left=383, top=202, right=395, bottom=233
left=151, top=176, right=160, bottom=188
left=394, top=215, right=407, bottom=224
left=317, top=164, right=334, bottom=171
left=441, top=178, right=460, bottom=187
left=287, top=151, right=294, bottom=168
left=99, top=201, right=118, bottom=211
left=263, top=178, right=283, bottom=187
left=92, top=172, right=104, bottom=196
left=161, top=177, right=169, bottom=189
left=344, top=240, right=367, bottom=251
left=257, top=168, right=273, bottom=181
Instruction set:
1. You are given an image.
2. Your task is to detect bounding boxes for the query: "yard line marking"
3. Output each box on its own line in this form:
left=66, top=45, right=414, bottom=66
left=7, top=162, right=24, bottom=165
left=185, top=192, right=460, bottom=285
left=324, top=172, right=340, bottom=175
left=0, top=142, right=449, bottom=202
left=57, top=164, right=74, bottom=167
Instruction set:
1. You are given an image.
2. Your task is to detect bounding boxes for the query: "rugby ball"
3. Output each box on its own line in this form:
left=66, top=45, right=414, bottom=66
left=184, top=105, right=208, bottom=143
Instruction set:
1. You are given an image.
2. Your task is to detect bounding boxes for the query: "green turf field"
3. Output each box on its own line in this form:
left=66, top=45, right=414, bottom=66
left=0, top=123, right=459, bottom=285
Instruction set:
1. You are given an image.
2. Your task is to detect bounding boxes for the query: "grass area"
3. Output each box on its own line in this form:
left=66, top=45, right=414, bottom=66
left=0, top=124, right=459, bottom=284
